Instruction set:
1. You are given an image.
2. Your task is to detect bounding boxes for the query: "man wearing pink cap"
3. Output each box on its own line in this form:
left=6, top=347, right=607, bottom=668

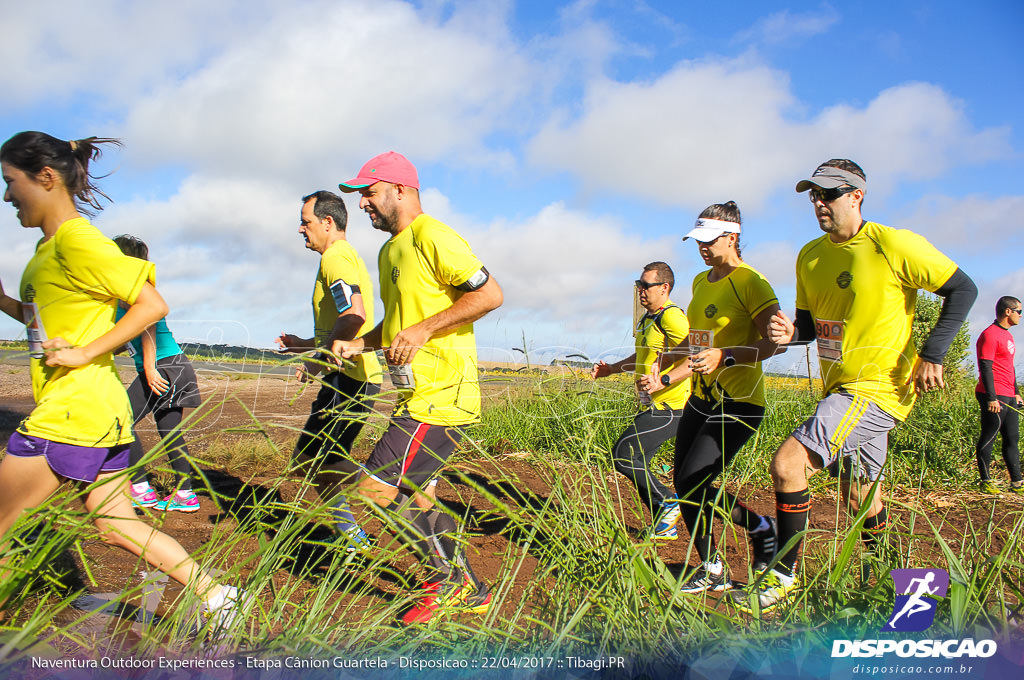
left=336, top=151, right=503, bottom=624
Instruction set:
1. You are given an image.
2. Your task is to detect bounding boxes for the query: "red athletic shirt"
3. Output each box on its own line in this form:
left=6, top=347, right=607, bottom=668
left=975, top=323, right=1017, bottom=398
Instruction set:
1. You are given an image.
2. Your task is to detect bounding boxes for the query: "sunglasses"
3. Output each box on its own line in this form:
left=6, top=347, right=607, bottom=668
left=635, top=280, right=666, bottom=290
left=809, top=186, right=857, bottom=203
left=1012, top=308, right=1023, bottom=315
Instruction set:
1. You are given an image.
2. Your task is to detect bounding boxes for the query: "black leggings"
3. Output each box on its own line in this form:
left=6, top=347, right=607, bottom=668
left=673, top=396, right=765, bottom=562
left=127, top=406, right=192, bottom=489
left=975, top=392, right=1022, bottom=484
left=611, top=406, right=683, bottom=515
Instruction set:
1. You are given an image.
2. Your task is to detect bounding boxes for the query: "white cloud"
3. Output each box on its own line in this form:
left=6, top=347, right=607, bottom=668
left=734, top=7, right=840, bottom=46
left=528, top=57, right=800, bottom=210
left=527, top=58, right=1012, bottom=209
left=896, top=194, right=1024, bottom=253
left=743, top=240, right=798, bottom=290
left=406, top=196, right=680, bottom=354
left=0, top=0, right=264, bottom=110
left=810, top=83, right=1011, bottom=192
left=120, top=0, right=532, bottom=182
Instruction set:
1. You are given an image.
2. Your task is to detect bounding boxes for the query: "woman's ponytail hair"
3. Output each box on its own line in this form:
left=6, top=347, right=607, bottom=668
left=1, top=131, right=122, bottom=216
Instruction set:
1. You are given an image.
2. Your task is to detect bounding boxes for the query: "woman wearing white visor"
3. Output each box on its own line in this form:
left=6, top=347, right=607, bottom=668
left=644, top=201, right=786, bottom=593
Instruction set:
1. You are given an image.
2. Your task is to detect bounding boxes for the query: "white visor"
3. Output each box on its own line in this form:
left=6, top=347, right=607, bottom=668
left=683, top=218, right=741, bottom=241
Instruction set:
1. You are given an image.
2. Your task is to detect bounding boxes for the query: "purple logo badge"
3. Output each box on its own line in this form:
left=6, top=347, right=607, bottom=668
left=881, top=568, right=949, bottom=632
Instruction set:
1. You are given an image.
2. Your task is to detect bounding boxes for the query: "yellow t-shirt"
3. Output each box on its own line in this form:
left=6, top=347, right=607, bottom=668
left=313, top=240, right=382, bottom=384
left=378, top=214, right=484, bottom=426
left=635, top=301, right=692, bottom=410
left=19, top=218, right=154, bottom=446
left=687, top=263, right=778, bottom=407
left=795, top=221, right=958, bottom=421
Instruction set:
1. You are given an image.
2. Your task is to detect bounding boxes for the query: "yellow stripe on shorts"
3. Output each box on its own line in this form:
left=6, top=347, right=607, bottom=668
left=828, top=395, right=870, bottom=458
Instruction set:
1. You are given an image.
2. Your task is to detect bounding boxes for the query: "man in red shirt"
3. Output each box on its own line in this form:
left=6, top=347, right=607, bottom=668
left=976, top=295, right=1024, bottom=495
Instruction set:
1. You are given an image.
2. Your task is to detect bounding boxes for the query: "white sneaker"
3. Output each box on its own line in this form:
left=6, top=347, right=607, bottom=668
left=202, top=585, right=248, bottom=633
left=729, top=569, right=798, bottom=614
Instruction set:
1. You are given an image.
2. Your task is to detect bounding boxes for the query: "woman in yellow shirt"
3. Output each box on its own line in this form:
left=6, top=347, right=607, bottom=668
left=651, top=201, right=785, bottom=593
left=0, top=131, right=242, bottom=630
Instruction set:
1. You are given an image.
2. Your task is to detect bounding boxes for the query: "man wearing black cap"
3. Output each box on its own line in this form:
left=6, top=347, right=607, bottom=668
left=334, top=151, right=503, bottom=624
left=730, top=159, right=977, bottom=613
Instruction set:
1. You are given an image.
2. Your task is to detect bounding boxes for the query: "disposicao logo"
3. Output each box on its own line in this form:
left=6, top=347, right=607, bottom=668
left=831, top=568, right=998, bottom=660
left=882, top=568, right=949, bottom=632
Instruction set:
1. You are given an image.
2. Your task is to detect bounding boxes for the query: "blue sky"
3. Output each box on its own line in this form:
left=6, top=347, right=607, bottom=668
left=1, top=0, right=1022, bottom=371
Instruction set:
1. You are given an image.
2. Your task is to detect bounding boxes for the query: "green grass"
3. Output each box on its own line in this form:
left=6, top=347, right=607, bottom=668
left=0, top=373, right=1020, bottom=670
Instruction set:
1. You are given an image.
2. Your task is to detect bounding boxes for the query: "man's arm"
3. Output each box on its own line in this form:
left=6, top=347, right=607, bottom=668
left=919, top=268, right=977, bottom=364
left=912, top=268, right=978, bottom=394
left=324, top=294, right=367, bottom=347
left=978, top=359, right=1001, bottom=413
left=275, top=333, right=316, bottom=353
left=767, top=308, right=816, bottom=346
left=592, top=353, right=637, bottom=379
left=385, top=276, right=503, bottom=365
left=334, top=322, right=384, bottom=360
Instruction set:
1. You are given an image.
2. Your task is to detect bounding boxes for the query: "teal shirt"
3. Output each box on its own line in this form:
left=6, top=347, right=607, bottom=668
left=116, top=308, right=183, bottom=372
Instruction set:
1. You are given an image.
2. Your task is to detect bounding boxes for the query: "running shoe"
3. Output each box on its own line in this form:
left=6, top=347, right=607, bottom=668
left=156, top=491, right=201, bottom=512
left=679, top=564, right=730, bottom=593
left=651, top=499, right=681, bottom=541
left=979, top=480, right=1001, bottom=495
left=728, top=569, right=799, bottom=614
left=130, top=486, right=160, bottom=508
left=1010, top=484, right=1024, bottom=496
left=326, top=527, right=373, bottom=553
left=202, top=585, right=249, bottom=633
left=401, top=574, right=491, bottom=625
left=748, top=517, right=778, bottom=571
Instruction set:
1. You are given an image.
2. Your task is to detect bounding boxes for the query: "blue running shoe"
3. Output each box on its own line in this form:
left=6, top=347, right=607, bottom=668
left=652, top=498, right=681, bottom=540
left=156, top=491, right=200, bottom=513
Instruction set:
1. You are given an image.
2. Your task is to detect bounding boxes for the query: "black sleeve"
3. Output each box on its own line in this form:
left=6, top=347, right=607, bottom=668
left=791, top=308, right=816, bottom=345
left=978, top=359, right=997, bottom=401
left=919, top=268, right=978, bottom=364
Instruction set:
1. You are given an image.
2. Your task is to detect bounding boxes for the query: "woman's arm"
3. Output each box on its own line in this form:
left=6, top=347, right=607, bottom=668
left=0, top=277, right=24, bottom=322
left=44, top=282, right=168, bottom=367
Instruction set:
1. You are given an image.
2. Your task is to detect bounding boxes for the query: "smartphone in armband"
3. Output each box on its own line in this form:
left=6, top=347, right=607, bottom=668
left=389, top=363, right=415, bottom=391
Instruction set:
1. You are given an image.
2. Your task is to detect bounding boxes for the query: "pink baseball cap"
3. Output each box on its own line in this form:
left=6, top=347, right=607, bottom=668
left=338, top=151, right=420, bottom=192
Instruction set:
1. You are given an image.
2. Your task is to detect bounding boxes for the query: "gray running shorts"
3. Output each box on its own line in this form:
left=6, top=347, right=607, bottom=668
left=792, top=391, right=896, bottom=481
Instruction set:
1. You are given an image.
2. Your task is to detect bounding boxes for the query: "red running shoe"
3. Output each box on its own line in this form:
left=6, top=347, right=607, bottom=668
left=401, top=575, right=491, bottom=624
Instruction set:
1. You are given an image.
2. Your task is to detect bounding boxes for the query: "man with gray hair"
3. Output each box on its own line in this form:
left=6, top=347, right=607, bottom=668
left=276, top=190, right=382, bottom=551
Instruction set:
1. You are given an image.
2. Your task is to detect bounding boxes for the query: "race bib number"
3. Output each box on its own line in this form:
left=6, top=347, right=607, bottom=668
left=815, top=318, right=844, bottom=363
left=329, top=280, right=355, bottom=314
left=689, top=329, right=713, bottom=354
left=22, top=302, right=48, bottom=359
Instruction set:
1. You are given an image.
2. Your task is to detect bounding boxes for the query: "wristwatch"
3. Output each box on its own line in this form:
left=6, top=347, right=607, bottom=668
left=661, top=374, right=672, bottom=387
left=722, top=349, right=736, bottom=367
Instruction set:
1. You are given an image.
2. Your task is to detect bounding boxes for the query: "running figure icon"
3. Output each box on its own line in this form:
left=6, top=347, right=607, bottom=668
left=887, top=572, right=939, bottom=628
left=882, top=568, right=949, bottom=632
